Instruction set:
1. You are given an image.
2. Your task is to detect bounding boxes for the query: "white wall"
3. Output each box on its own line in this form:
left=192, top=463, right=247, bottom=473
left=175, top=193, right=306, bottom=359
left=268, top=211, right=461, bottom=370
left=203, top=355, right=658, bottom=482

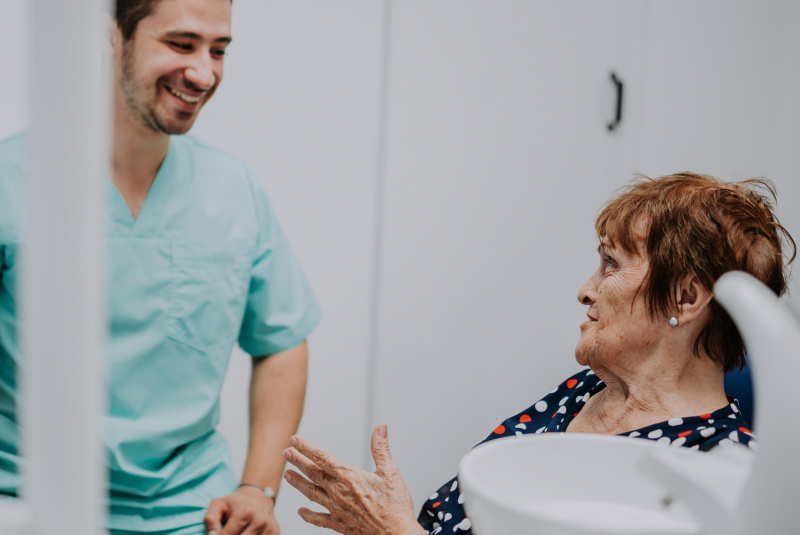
left=2, top=2, right=799, bottom=534
left=1, top=0, right=29, bottom=135
left=774, top=0, right=800, bottom=316
left=190, top=2, right=386, bottom=532
left=192, top=0, right=385, bottom=469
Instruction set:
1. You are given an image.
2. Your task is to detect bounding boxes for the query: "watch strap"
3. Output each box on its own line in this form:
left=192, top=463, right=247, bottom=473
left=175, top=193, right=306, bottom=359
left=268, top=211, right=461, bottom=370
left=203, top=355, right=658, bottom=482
left=237, top=483, right=276, bottom=504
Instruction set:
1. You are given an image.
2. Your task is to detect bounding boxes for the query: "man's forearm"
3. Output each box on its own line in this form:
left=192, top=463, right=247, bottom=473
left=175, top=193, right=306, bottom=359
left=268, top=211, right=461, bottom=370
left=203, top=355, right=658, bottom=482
left=240, top=341, right=309, bottom=498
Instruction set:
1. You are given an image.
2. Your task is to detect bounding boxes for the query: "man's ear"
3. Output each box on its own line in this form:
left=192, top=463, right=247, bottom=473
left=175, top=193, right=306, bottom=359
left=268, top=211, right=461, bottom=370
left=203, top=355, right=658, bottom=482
left=676, top=275, right=714, bottom=324
left=107, top=14, right=121, bottom=56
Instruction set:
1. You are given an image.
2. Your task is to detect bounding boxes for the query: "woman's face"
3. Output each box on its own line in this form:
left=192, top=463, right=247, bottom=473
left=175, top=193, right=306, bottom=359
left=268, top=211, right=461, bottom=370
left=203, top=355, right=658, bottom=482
left=575, top=238, right=664, bottom=371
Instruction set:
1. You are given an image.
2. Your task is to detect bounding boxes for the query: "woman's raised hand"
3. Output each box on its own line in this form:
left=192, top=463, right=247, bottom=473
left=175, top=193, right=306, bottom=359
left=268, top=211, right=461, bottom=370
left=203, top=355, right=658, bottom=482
left=283, top=424, right=425, bottom=535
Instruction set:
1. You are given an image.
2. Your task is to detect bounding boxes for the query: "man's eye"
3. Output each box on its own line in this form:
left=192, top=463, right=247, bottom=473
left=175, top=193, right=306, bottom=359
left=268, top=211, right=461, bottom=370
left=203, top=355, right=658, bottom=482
left=211, top=49, right=227, bottom=57
left=170, top=42, right=192, bottom=51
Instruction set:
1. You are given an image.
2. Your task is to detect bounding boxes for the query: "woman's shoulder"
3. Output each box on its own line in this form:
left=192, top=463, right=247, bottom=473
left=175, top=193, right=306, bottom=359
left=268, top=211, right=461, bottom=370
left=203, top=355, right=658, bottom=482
left=621, top=397, right=757, bottom=452
left=479, top=369, right=603, bottom=443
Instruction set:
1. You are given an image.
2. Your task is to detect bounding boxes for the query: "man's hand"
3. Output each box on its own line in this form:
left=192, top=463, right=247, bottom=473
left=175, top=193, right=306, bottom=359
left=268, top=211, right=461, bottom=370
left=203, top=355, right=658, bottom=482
left=204, top=485, right=280, bottom=535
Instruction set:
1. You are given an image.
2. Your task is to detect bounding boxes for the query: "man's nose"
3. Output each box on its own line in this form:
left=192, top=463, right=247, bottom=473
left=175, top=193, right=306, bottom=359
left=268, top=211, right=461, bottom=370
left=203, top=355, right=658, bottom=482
left=184, top=55, right=216, bottom=90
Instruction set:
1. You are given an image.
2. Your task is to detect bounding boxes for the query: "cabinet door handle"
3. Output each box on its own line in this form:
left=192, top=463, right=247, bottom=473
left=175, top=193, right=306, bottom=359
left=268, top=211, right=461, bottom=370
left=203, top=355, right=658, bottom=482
left=607, top=72, right=624, bottom=131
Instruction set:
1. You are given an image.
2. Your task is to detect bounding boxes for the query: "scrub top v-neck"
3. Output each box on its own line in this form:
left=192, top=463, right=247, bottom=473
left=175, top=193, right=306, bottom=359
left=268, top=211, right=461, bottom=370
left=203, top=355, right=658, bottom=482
left=0, top=132, right=322, bottom=533
left=107, top=139, right=178, bottom=231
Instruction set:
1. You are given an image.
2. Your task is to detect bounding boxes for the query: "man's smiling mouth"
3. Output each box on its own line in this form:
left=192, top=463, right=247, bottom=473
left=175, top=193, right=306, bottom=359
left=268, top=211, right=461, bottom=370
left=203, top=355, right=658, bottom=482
left=168, top=86, right=201, bottom=103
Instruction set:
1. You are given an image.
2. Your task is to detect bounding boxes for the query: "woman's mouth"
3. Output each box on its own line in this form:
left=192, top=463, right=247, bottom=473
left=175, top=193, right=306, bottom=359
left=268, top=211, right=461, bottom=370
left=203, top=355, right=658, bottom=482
left=580, top=316, right=598, bottom=330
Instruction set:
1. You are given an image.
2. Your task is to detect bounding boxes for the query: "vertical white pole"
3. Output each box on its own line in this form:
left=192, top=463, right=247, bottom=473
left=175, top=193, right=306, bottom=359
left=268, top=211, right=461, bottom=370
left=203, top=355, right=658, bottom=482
left=21, top=1, right=110, bottom=534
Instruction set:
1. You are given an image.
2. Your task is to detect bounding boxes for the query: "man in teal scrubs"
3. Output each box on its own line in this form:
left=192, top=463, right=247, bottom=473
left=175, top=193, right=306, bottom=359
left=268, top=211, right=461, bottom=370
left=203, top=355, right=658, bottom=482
left=0, top=0, right=320, bottom=533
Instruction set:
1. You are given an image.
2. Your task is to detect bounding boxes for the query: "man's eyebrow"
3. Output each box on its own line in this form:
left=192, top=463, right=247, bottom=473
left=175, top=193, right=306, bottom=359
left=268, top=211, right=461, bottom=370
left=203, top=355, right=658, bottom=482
left=164, top=30, right=232, bottom=44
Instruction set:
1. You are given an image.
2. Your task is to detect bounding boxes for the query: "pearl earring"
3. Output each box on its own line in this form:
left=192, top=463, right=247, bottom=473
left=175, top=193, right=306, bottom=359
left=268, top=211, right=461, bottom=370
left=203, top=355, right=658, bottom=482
left=668, top=317, right=679, bottom=327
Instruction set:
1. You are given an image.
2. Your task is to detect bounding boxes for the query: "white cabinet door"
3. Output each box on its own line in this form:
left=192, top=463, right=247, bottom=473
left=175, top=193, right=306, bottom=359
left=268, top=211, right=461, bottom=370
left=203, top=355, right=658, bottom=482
left=632, top=0, right=800, bottom=310
left=371, top=0, right=638, bottom=500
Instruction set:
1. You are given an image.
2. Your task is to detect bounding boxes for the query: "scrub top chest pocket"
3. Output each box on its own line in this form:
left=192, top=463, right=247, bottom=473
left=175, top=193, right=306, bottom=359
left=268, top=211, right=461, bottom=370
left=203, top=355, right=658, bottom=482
left=166, top=240, right=252, bottom=354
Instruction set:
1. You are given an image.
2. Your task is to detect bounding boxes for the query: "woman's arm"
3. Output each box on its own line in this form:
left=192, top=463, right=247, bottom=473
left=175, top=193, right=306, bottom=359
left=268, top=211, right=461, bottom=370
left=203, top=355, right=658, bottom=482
left=283, top=424, right=427, bottom=535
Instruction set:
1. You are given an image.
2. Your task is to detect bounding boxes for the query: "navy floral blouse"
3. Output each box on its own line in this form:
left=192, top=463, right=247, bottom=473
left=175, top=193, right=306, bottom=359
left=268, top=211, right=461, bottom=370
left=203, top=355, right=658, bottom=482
left=417, top=368, right=756, bottom=534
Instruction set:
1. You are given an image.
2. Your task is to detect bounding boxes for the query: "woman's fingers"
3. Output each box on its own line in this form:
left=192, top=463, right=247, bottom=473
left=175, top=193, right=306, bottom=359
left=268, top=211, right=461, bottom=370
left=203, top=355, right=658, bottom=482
left=297, top=507, right=335, bottom=530
left=286, top=469, right=365, bottom=533
left=289, top=435, right=345, bottom=477
left=284, top=443, right=336, bottom=485
left=284, top=433, right=422, bottom=535
left=298, top=506, right=364, bottom=534
left=284, top=469, right=331, bottom=507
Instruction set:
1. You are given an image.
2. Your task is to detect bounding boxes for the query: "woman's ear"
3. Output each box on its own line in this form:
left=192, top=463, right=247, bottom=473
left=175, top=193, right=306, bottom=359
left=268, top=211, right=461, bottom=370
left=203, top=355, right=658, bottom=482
left=676, top=275, right=714, bottom=324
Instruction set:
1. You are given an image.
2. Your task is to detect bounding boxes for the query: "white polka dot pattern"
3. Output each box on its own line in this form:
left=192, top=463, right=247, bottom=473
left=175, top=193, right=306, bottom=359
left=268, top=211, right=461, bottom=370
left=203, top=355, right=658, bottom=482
left=418, top=368, right=755, bottom=535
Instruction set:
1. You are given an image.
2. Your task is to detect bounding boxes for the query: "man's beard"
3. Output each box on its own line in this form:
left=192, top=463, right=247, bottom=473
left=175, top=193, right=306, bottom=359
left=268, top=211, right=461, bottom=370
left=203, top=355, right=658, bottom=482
left=119, top=41, right=196, bottom=135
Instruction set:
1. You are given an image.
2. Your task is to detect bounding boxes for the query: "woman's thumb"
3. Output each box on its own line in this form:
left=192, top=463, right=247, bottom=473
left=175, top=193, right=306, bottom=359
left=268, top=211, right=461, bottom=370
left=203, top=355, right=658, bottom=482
left=371, top=423, right=394, bottom=471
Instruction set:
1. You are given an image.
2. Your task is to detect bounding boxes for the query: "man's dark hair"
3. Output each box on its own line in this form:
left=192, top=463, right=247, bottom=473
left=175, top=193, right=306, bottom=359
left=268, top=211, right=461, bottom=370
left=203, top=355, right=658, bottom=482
left=115, top=0, right=162, bottom=41
left=115, top=0, right=232, bottom=41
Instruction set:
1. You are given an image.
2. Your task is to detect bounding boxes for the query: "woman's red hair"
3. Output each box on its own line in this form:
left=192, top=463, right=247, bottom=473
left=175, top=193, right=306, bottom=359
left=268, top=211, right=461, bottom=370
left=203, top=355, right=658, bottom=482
left=596, top=172, right=795, bottom=373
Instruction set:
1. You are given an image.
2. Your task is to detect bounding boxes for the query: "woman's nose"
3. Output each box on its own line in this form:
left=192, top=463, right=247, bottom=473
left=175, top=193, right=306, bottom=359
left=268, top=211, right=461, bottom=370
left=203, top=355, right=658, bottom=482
left=577, top=277, right=597, bottom=305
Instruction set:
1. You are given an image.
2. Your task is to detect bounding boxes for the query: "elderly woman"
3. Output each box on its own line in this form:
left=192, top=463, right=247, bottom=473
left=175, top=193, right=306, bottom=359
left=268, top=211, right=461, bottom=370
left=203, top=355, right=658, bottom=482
left=282, top=173, right=795, bottom=535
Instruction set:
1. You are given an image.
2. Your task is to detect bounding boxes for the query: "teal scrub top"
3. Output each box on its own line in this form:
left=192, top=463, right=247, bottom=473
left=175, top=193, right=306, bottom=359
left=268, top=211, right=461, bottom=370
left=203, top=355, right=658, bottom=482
left=0, top=132, right=322, bottom=532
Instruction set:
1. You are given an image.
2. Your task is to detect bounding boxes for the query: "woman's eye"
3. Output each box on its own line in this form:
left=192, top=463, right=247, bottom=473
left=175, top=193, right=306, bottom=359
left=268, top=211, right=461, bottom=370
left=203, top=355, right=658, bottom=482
left=170, top=42, right=192, bottom=51
left=211, top=49, right=227, bottom=57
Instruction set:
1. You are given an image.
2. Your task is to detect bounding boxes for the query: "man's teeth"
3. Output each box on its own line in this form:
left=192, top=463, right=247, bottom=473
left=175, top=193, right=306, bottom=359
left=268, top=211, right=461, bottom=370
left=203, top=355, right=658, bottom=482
left=169, top=87, right=201, bottom=103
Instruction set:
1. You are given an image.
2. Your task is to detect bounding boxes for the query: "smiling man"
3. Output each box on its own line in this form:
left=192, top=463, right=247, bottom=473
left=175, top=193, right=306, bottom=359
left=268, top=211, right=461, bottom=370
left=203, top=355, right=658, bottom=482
left=0, top=1, right=320, bottom=534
